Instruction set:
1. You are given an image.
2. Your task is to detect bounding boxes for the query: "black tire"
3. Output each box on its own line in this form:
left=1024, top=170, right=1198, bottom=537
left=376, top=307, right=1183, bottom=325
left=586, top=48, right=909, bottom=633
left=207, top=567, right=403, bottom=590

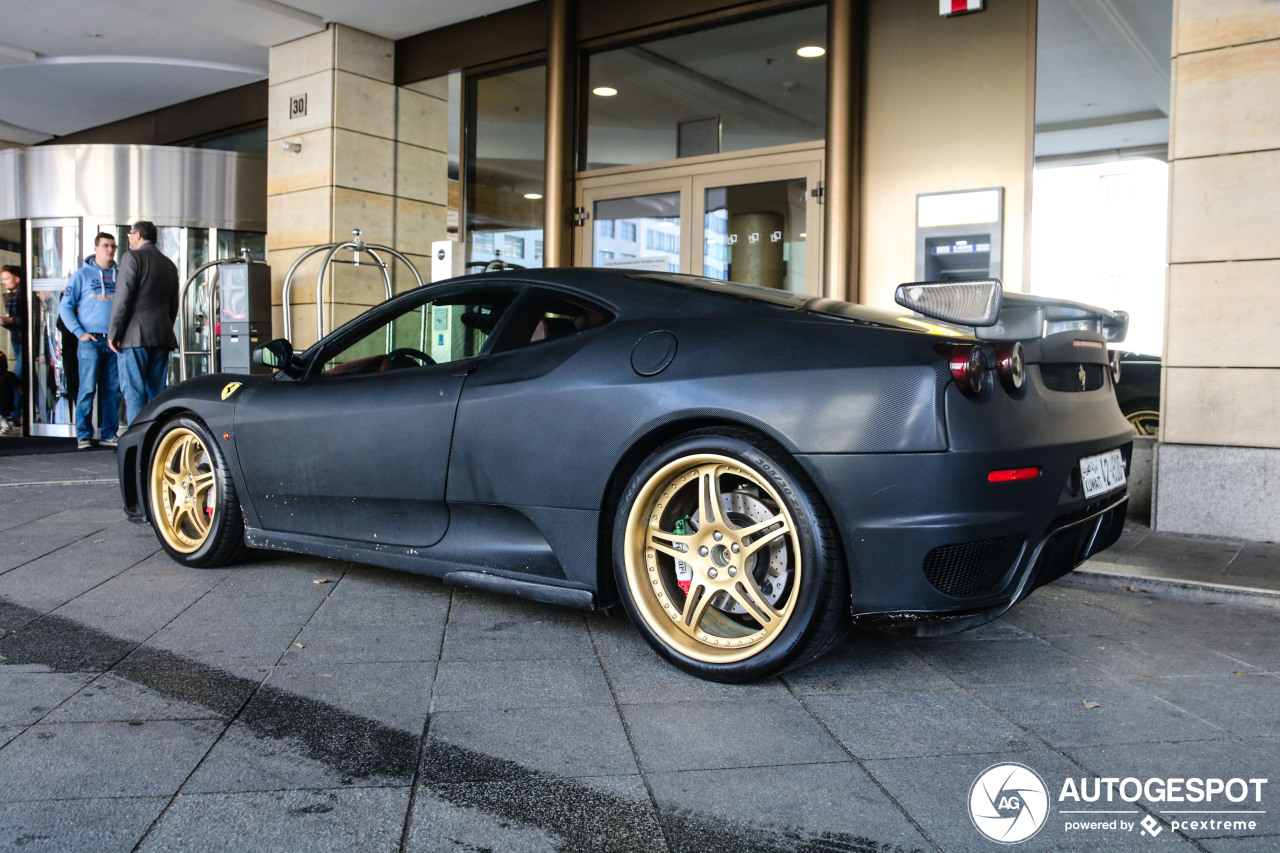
left=146, top=414, right=248, bottom=567
left=612, top=428, right=849, bottom=682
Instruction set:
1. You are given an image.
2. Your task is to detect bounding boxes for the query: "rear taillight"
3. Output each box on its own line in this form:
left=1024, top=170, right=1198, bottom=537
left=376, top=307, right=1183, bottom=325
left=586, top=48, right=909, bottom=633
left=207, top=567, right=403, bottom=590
left=994, top=342, right=1025, bottom=393
left=1107, top=349, right=1121, bottom=384
left=948, top=344, right=986, bottom=396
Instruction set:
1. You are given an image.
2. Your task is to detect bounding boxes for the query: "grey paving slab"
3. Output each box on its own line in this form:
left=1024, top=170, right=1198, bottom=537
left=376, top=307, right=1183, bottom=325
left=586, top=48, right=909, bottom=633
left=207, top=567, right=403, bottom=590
left=1067, top=739, right=1276, bottom=840
left=1200, top=836, right=1280, bottom=852
left=280, top=622, right=447, bottom=665
left=305, top=588, right=451, bottom=626
left=258, top=661, right=435, bottom=733
left=406, top=775, right=666, bottom=853
left=782, top=635, right=953, bottom=696
left=328, top=563, right=451, bottom=596
left=585, top=608, right=657, bottom=658
left=43, top=669, right=262, bottom=723
left=1043, top=633, right=1263, bottom=679
left=1004, top=584, right=1156, bottom=636
left=601, top=651, right=790, bottom=705
left=973, top=676, right=1228, bottom=748
left=620, top=697, right=848, bottom=774
left=0, top=796, right=169, bottom=853
left=0, top=726, right=19, bottom=749
left=424, top=704, right=638, bottom=782
left=431, top=657, right=611, bottom=712
left=909, top=636, right=1107, bottom=687
left=181, top=717, right=416, bottom=794
left=441, top=592, right=596, bottom=662
left=648, top=762, right=931, bottom=853
left=1134, top=673, right=1280, bottom=739
left=0, top=670, right=95, bottom=725
left=865, top=750, right=1202, bottom=852
left=137, top=787, right=412, bottom=853
left=806, top=688, right=1041, bottom=759
left=0, top=719, right=223, bottom=800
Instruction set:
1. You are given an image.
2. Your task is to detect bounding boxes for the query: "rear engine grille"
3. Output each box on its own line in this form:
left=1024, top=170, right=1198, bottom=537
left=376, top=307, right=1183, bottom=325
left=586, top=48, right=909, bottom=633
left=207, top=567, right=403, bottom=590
left=1039, top=363, right=1105, bottom=392
left=923, top=535, right=1025, bottom=598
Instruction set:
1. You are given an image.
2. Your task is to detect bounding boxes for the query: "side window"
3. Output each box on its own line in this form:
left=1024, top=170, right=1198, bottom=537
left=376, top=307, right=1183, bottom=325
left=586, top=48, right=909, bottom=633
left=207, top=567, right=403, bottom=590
left=318, top=286, right=521, bottom=377
left=497, top=290, right=612, bottom=351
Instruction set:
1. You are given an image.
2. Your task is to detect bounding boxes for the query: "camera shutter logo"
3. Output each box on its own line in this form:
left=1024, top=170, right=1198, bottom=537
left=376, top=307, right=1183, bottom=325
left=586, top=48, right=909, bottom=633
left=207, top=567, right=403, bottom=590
left=969, top=763, right=1050, bottom=843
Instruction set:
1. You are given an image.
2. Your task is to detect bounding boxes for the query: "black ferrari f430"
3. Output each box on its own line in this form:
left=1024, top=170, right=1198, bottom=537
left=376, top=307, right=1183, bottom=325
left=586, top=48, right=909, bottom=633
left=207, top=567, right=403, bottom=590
left=118, top=270, right=1132, bottom=681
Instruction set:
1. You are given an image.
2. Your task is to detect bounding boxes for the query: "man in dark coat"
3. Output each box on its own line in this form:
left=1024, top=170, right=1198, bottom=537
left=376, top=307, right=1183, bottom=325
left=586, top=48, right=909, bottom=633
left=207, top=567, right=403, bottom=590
left=109, top=220, right=179, bottom=424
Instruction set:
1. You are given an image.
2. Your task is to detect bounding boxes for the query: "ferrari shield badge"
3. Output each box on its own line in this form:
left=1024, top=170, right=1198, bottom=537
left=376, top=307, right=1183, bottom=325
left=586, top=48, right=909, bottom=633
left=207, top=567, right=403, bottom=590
left=221, top=382, right=243, bottom=401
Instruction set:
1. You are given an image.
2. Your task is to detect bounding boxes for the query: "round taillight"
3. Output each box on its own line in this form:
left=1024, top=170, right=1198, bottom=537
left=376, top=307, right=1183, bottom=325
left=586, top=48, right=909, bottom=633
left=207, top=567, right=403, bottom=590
left=994, top=341, right=1025, bottom=393
left=949, top=345, right=986, bottom=396
left=1108, top=349, right=1122, bottom=384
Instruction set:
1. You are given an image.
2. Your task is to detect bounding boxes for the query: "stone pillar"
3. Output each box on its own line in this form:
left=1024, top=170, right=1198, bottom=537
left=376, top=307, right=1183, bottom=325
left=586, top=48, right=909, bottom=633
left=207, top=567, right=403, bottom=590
left=267, top=24, right=447, bottom=350
left=1158, top=1, right=1280, bottom=540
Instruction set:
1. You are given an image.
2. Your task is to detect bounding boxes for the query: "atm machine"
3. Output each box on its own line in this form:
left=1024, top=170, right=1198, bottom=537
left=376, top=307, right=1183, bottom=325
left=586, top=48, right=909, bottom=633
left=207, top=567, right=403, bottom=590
left=915, top=187, right=1004, bottom=282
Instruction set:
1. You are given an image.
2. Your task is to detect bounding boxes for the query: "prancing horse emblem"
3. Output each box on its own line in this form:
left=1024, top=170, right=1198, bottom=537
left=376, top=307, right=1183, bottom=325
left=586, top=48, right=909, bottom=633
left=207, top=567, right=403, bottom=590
left=221, top=382, right=242, bottom=400
left=1078, top=364, right=1087, bottom=390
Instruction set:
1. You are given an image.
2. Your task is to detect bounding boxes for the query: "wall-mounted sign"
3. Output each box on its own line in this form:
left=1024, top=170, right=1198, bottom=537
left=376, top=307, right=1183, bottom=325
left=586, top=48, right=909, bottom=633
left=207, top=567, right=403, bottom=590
left=941, top=0, right=984, bottom=16
left=289, top=94, right=308, bottom=119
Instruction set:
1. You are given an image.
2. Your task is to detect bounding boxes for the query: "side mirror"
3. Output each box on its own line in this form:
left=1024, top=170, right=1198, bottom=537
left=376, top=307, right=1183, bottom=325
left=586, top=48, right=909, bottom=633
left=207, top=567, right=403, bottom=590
left=252, top=338, right=302, bottom=378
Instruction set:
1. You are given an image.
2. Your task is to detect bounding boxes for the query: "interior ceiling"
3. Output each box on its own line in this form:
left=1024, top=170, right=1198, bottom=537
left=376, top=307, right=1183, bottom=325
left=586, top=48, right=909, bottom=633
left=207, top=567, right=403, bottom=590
left=0, top=0, right=1171, bottom=161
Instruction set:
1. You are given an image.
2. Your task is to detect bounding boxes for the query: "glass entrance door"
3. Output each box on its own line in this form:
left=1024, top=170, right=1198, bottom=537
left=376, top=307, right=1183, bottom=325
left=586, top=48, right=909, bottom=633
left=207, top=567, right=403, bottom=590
left=576, top=145, right=823, bottom=294
left=26, top=218, right=81, bottom=437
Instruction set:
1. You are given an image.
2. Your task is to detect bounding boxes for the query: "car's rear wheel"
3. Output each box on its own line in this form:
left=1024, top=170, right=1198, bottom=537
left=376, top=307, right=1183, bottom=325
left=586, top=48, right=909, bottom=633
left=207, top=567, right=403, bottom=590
left=1121, top=400, right=1160, bottom=436
left=613, top=429, right=849, bottom=682
left=147, top=415, right=247, bottom=567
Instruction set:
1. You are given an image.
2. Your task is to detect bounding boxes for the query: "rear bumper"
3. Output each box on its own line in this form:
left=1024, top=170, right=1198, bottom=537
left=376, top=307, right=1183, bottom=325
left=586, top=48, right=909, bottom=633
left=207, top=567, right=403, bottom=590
left=797, top=433, right=1132, bottom=625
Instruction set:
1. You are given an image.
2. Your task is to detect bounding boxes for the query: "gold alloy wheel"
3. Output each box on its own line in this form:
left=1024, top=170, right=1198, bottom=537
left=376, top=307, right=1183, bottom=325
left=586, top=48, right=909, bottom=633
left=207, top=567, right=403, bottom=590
left=150, top=427, right=217, bottom=554
left=1125, top=409, right=1160, bottom=437
left=623, top=453, right=802, bottom=664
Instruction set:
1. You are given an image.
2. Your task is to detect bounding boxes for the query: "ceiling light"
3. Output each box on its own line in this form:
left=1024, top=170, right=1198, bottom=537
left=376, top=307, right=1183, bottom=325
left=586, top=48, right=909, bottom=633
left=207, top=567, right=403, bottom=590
left=592, top=86, right=618, bottom=97
left=796, top=46, right=825, bottom=58
left=524, top=193, right=543, bottom=200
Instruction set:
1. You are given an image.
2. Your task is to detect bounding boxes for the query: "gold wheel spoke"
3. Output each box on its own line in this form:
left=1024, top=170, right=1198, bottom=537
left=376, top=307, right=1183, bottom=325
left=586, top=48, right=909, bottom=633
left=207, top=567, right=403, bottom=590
left=162, top=466, right=182, bottom=489
left=739, top=516, right=791, bottom=561
left=676, top=583, right=715, bottom=636
left=729, top=575, right=780, bottom=624
left=190, top=503, right=211, bottom=537
left=181, top=436, right=201, bottom=478
left=695, top=463, right=727, bottom=526
left=646, top=527, right=696, bottom=562
left=165, top=497, right=186, bottom=531
left=192, top=470, right=215, bottom=494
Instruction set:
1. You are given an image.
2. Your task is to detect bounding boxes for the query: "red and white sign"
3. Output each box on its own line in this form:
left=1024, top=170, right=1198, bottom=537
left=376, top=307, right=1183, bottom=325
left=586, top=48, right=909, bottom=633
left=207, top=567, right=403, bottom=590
left=941, top=0, right=984, bottom=15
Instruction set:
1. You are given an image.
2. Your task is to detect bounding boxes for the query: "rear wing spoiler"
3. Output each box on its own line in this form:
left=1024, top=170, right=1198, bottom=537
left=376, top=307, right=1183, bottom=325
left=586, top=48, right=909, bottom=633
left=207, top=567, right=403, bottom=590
left=894, top=279, right=1128, bottom=343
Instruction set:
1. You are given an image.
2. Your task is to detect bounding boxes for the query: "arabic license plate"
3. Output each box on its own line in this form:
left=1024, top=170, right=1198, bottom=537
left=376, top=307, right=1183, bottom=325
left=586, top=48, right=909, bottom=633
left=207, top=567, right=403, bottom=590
left=1080, top=449, right=1126, bottom=499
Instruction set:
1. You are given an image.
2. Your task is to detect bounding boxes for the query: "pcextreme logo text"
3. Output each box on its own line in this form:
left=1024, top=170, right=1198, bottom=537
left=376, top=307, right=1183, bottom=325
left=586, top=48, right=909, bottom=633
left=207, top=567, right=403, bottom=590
left=969, top=764, right=1269, bottom=844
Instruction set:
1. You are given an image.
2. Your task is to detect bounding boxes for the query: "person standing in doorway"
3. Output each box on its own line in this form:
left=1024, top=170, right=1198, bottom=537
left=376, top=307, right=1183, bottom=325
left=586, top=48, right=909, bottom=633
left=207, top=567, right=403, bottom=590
left=109, top=221, right=178, bottom=425
left=0, top=265, right=25, bottom=425
left=60, top=233, right=121, bottom=449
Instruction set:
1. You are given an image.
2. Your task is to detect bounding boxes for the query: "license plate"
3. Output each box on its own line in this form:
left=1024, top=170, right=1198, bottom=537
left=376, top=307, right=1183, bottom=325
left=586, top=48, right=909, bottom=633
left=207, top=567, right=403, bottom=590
left=1080, top=449, right=1127, bottom=499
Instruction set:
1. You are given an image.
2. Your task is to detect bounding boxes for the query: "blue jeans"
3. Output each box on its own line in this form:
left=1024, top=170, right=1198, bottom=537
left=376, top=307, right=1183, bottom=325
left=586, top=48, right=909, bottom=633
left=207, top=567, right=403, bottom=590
left=75, top=337, right=120, bottom=441
left=8, top=342, right=19, bottom=418
left=119, top=346, right=170, bottom=424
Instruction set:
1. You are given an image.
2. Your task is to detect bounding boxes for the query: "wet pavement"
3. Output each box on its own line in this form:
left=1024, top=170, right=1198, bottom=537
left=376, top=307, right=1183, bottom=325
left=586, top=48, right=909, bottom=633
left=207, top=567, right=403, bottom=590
left=0, top=449, right=1278, bottom=852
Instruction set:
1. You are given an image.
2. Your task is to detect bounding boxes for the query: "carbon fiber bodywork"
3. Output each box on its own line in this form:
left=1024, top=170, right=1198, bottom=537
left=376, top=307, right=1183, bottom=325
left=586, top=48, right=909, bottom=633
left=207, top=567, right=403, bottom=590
left=118, top=269, right=1133, bottom=626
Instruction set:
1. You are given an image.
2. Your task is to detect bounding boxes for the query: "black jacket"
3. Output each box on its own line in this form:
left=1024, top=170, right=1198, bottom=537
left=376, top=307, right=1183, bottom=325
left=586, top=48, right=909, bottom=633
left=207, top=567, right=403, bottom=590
left=109, top=243, right=179, bottom=349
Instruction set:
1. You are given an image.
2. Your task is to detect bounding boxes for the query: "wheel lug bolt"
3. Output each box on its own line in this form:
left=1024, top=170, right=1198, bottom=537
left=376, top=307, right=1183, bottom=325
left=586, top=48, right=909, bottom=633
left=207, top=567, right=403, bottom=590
left=731, top=543, right=740, bottom=553
left=699, top=546, right=709, bottom=557
left=708, top=568, right=718, bottom=578
left=713, top=531, right=723, bottom=541
left=728, top=566, right=737, bottom=576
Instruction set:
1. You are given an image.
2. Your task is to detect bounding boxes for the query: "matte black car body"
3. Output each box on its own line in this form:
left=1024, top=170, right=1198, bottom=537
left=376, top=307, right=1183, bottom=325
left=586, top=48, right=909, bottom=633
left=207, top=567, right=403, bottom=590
left=119, top=269, right=1132, bottom=677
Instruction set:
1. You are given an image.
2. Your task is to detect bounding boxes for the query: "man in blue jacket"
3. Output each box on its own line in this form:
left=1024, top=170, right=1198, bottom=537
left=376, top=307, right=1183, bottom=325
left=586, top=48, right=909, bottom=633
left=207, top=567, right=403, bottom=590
left=60, top=232, right=121, bottom=449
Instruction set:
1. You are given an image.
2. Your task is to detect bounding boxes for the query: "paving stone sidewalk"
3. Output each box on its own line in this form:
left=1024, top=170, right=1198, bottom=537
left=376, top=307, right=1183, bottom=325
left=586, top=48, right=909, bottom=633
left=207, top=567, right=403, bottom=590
left=0, top=451, right=1277, bottom=852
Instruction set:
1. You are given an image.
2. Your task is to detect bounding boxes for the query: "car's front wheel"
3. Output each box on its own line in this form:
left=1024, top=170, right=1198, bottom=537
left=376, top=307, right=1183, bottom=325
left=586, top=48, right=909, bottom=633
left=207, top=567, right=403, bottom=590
left=613, top=429, right=849, bottom=682
left=147, top=415, right=247, bottom=567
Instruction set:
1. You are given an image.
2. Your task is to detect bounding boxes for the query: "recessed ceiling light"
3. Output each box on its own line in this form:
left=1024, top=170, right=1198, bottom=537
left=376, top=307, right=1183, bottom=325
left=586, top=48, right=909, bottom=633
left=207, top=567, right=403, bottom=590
left=592, top=86, right=618, bottom=97
left=796, top=46, right=825, bottom=58
left=524, top=193, right=543, bottom=200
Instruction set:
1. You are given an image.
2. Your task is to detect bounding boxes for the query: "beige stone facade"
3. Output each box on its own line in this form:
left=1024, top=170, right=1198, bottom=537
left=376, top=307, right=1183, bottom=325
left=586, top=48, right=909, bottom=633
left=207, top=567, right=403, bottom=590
left=267, top=24, right=446, bottom=350
left=1157, top=0, right=1280, bottom=538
